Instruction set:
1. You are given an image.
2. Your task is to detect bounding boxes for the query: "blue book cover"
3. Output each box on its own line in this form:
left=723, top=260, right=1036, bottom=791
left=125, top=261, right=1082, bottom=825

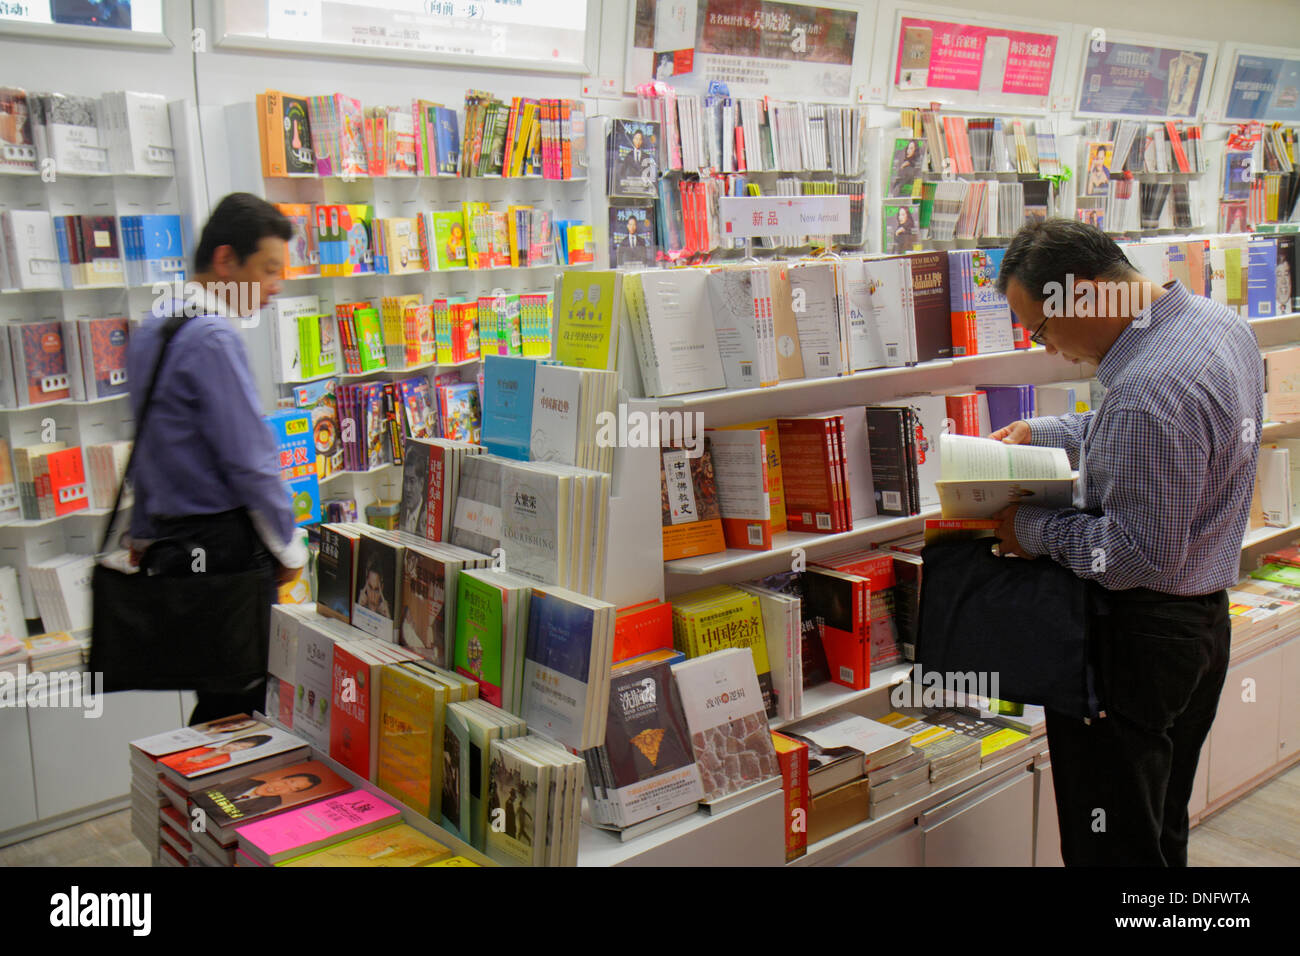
left=481, top=355, right=535, bottom=461
left=1249, top=238, right=1278, bottom=319
left=436, top=107, right=460, bottom=175
left=522, top=588, right=596, bottom=751
left=138, top=215, right=185, bottom=285
left=265, top=409, right=321, bottom=525
left=977, top=384, right=1032, bottom=433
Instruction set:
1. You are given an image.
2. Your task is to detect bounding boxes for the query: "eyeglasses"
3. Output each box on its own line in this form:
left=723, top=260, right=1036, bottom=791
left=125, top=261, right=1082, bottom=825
left=1029, top=314, right=1051, bottom=345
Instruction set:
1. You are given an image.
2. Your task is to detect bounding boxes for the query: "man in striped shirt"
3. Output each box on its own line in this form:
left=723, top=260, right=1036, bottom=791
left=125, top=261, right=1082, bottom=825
left=991, top=219, right=1263, bottom=866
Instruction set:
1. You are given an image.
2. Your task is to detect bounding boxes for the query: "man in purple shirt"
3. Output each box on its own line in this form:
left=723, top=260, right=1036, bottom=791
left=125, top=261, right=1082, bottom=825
left=126, top=193, right=306, bottom=725
left=990, top=219, right=1263, bottom=866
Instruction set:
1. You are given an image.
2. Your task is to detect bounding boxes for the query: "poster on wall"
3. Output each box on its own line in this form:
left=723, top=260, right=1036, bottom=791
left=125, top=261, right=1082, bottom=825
left=0, top=0, right=162, bottom=33
left=1223, top=53, right=1300, bottom=124
left=219, top=0, right=590, bottom=71
left=628, top=0, right=858, bottom=100
left=1076, top=40, right=1212, bottom=119
left=889, top=14, right=1059, bottom=112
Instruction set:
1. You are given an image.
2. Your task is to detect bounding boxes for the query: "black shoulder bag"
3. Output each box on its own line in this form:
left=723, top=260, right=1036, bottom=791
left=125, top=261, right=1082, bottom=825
left=88, top=314, right=274, bottom=694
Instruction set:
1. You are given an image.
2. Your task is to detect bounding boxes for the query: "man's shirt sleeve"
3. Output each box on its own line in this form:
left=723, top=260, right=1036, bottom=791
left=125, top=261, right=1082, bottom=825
left=1025, top=411, right=1094, bottom=468
left=1014, top=407, right=1208, bottom=588
left=190, top=324, right=307, bottom=569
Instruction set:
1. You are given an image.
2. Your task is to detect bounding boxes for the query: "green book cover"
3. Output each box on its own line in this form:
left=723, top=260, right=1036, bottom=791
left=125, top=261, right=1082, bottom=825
left=461, top=201, right=489, bottom=269
left=1251, top=563, right=1300, bottom=587
left=432, top=211, right=467, bottom=269
left=353, top=308, right=387, bottom=371
left=455, top=573, right=504, bottom=708
left=298, top=314, right=336, bottom=378
left=554, top=270, right=619, bottom=369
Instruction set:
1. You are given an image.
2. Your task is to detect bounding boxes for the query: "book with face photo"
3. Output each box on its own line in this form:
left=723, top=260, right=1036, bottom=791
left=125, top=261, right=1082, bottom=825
left=609, top=203, right=658, bottom=269
left=882, top=202, right=920, bottom=256
left=351, top=533, right=401, bottom=640
left=608, top=118, right=659, bottom=197
left=1084, top=142, right=1114, bottom=197
left=190, top=760, right=350, bottom=835
left=888, top=139, right=927, bottom=199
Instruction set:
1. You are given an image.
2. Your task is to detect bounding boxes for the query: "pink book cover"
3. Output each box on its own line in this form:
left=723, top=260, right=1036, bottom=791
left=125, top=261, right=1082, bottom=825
left=234, top=790, right=399, bottom=862
left=87, top=317, right=129, bottom=397
left=19, top=322, right=69, bottom=404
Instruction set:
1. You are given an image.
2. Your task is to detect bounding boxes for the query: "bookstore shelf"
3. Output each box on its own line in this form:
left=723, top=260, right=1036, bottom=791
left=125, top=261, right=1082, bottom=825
left=1262, top=421, right=1300, bottom=441
left=320, top=462, right=399, bottom=483
left=1242, top=510, right=1300, bottom=551
left=665, top=509, right=940, bottom=579
left=790, top=734, right=1048, bottom=867
left=1248, top=311, right=1300, bottom=327
left=768, top=662, right=915, bottom=732
left=4, top=505, right=123, bottom=529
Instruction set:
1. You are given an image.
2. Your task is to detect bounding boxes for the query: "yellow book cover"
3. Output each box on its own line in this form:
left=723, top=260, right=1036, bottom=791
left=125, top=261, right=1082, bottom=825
left=672, top=586, right=776, bottom=716
left=280, top=824, right=453, bottom=867
left=375, top=664, right=441, bottom=817
left=427, top=855, right=481, bottom=866
left=720, top=418, right=787, bottom=533
left=980, top=727, right=1027, bottom=759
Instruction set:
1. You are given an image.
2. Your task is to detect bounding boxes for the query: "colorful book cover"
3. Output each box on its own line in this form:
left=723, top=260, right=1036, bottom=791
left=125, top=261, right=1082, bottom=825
left=293, top=378, right=342, bottom=480
left=439, top=382, right=481, bottom=443
left=190, top=760, right=348, bottom=833
left=455, top=573, right=505, bottom=706
left=281, top=824, right=452, bottom=867
left=522, top=589, right=597, bottom=751
left=481, top=355, right=535, bottom=461
left=659, top=439, right=726, bottom=561
left=17, top=322, right=70, bottom=404
left=353, top=308, right=387, bottom=371
left=235, top=791, right=400, bottom=864
left=265, top=409, right=320, bottom=525
left=83, top=317, right=129, bottom=398
left=554, top=270, right=619, bottom=369
left=399, top=548, right=452, bottom=667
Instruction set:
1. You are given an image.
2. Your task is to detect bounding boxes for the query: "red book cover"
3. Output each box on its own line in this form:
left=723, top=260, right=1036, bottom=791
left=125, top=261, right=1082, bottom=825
left=1165, top=121, right=1190, bottom=173
left=86, top=317, right=129, bottom=397
left=46, top=446, right=88, bottom=516
left=805, top=568, right=870, bottom=690
left=560, top=99, right=572, bottom=180
left=18, top=321, right=70, bottom=404
left=427, top=442, right=447, bottom=541
left=613, top=600, right=673, bottom=663
left=945, top=393, right=981, bottom=436
left=1264, top=545, right=1300, bottom=568
left=772, top=732, right=809, bottom=861
left=776, top=417, right=837, bottom=534
left=834, top=415, right=851, bottom=532
left=329, top=643, right=374, bottom=781
left=824, top=418, right=846, bottom=534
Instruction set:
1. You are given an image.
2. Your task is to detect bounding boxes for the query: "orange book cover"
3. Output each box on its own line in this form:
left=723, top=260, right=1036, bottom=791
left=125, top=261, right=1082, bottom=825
left=46, top=447, right=88, bottom=517
left=660, top=442, right=726, bottom=561
left=257, top=92, right=272, bottom=177
left=772, top=732, right=809, bottom=861
left=613, top=600, right=674, bottom=663
left=266, top=90, right=287, bottom=177
left=950, top=311, right=979, bottom=356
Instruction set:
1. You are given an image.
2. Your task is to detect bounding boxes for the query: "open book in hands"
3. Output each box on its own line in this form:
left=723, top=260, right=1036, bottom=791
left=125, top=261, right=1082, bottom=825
left=935, top=434, right=1076, bottom=518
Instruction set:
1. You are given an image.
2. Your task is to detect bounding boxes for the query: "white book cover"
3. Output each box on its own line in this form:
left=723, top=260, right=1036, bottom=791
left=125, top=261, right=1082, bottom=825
left=530, top=364, right=582, bottom=466
left=1258, top=446, right=1292, bottom=527
left=863, top=256, right=914, bottom=368
left=704, top=427, right=770, bottom=530
left=707, top=268, right=765, bottom=390
left=750, top=265, right=779, bottom=386
left=130, top=714, right=273, bottom=759
left=1035, top=383, right=1079, bottom=418
left=784, top=712, right=912, bottom=771
left=828, top=405, right=877, bottom=520
left=291, top=622, right=338, bottom=752
left=43, top=94, right=109, bottom=174
left=787, top=262, right=844, bottom=378
left=670, top=648, right=781, bottom=802
left=0, top=334, right=17, bottom=407
left=3, top=211, right=62, bottom=290
left=119, top=91, right=174, bottom=176
left=737, top=584, right=801, bottom=723
left=936, top=433, right=1074, bottom=517
left=841, top=258, right=888, bottom=371
left=271, top=294, right=321, bottom=383
left=499, top=464, right=567, bottom=587
left=636, top=269, right=726, bottom=396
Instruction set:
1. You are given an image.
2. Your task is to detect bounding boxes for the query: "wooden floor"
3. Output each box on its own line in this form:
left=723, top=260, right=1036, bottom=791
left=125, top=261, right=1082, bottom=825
left=3, top=765, right=1297, bottom=867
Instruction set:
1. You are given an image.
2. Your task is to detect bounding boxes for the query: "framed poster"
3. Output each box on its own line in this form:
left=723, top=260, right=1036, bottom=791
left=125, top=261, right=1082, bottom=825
left=1074, top=32, right=1216, bottom=120
left=886, top=8, right=1063, bottom=113
left=1215, top=45, right=1300, bottom=124
left=0, top=0, right=167, bottom=46
left=216, top=0, right=596, bottom=74
left=627, top=0, right=862, bottom=100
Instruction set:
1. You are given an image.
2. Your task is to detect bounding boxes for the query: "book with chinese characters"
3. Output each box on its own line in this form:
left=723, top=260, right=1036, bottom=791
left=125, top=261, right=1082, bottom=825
left=235, top=791, right=402, bottom=866
left=659, top=439, right=726, bottom=561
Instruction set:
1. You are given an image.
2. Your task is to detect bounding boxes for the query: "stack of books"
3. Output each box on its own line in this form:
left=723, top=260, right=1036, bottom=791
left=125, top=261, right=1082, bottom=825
left=29, top=555, right=94, bottom=632
left=486, top=735, right=586, bottom=866
left=21, top=631, right=84, bottom=673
